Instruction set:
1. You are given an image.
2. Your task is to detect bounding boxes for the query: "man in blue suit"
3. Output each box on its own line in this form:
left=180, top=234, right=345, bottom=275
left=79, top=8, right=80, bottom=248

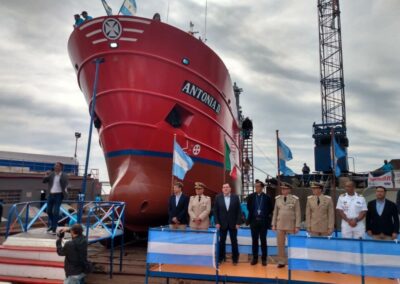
left=168, top=182, right=189, bottom=229
left=214, top=183, right=242, bottom=264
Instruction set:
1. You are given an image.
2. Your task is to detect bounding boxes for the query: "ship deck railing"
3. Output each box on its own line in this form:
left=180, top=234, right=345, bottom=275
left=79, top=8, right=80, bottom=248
left=145, top=227, right=400, bottom=284
left=4, top=200, right=125, bottom=278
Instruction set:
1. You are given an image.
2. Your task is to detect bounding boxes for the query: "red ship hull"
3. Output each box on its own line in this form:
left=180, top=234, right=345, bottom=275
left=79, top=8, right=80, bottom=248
left=68, top=16, right=241, bottom=231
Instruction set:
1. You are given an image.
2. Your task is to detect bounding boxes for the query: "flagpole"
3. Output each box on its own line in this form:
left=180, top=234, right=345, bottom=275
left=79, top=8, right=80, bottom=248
left=330, top=128, right=337, bottom=234
left=204, top=0, right=208, bottom=41
left=171, top=134, right=177, bottom=195
left=276, top=130, right=281, bottom=188
left=223, top=136, right=226, bottom=184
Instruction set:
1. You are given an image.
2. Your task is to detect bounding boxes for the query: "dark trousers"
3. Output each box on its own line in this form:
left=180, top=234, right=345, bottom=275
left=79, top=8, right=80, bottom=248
left=250, top=220, right=268, bottom=260
left=47, top=193, right=63, bottom=230
left=219, top=227, right=239, bottom=262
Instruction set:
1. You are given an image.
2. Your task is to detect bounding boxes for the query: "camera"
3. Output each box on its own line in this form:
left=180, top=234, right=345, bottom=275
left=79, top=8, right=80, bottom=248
left=57, top=231, right=65, bottom=239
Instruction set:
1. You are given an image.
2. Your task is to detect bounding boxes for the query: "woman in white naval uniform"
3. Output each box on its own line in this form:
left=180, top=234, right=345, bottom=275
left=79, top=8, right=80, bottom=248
left=336, top=181, right=368, bottom=239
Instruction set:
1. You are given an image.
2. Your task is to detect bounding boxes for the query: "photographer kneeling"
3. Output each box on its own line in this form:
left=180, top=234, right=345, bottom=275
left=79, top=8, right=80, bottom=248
left=56, top=224, right=88, bottom=284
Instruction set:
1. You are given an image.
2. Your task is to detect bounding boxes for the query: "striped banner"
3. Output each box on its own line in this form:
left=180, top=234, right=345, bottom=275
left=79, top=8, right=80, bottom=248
left=362, top=239, right=400, bottom=278
left=147, top=228, right=217, bottom=267
left=226, top=228, right=307, bottom=256
left=288, top=235, right=400, bottom=278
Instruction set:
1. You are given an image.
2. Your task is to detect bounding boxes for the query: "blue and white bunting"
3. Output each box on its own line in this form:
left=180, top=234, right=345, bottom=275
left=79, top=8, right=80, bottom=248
left=147, top=228, right=217, bottom=267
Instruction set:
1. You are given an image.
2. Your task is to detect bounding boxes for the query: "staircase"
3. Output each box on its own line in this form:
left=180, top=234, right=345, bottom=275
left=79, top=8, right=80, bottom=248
left=242, top=129, right=255, bottom=198
left=0, top=228, right=65, bottom=283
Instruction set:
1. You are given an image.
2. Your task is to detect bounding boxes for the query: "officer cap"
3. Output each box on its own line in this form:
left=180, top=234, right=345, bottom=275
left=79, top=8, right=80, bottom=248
left=310, top=181, right=324, bottom=189
left=280, top=182, right=292, bottom=189
left=194, top=182, right=206, bottom=189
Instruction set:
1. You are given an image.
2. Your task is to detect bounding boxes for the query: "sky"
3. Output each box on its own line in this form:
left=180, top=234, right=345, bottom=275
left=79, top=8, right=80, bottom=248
left=0, top=0, right=398, bottom=182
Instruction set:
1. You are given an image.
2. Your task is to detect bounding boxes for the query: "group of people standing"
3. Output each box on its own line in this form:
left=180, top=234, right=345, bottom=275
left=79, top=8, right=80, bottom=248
left=73, top=11, right=93, bottom=28
left=168, top=179, right=399, bottom=268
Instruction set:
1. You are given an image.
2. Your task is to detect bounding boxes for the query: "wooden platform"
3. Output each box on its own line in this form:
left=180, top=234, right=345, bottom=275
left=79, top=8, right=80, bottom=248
left=3, top=227, right=122, bottom=247
left=150, top=262, right=398, bottom=284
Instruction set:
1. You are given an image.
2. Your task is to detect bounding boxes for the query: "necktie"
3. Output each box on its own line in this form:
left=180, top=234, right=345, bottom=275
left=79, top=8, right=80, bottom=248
left=317, top=197, right=320, bottom=205
left=284, top=196, right=287, bottom=203
left=198, top=196, right=201, bottom=202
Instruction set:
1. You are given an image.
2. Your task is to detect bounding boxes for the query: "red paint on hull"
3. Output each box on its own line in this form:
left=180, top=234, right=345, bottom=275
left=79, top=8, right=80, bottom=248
left=68, top=16, right=241, bottom=231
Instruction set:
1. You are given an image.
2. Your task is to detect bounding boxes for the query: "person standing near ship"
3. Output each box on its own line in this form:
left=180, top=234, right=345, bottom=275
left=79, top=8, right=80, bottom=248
left=336, top=181, right=367, bottom=239
left=81, top=11, right=93, bottom=22
left=188, top=182, right=211, bottom=230
left=272, top=183, right=301, bottom=268
left=56, top=224, right=89, bottom=284
left=366, top=186, right=399, bottom=240
left=152, top=13, right=161, bottom=22
left=246, top=180, right=273, bottom=266
left=305, top=182, right=334, bottom=236
left=168, top=182, right=189, bottom=229
left=43, top=162, right=69, bottom=234
left=214, top=183, right=242, bottom=265
left=73, top=14, right=84, bottom=28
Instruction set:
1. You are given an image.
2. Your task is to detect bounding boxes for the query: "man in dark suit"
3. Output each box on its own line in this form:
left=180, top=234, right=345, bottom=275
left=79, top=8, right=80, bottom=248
left=168, top=182, right=189, bottom=229
left=366, top=186, right=399, bottom=240
left=247, top=180, right=273, bottom=266
left=43, top=162, right=69, bottom=234
left=214, top=183, right=242, bottom=264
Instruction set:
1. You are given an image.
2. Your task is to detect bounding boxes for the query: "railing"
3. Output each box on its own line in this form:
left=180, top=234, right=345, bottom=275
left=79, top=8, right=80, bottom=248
left=5, top=200, right=125, bottom=278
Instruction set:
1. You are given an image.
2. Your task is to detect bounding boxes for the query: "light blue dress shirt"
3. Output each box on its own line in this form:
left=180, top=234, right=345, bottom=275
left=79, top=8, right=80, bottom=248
left=376, top=199, right=385, bottom=216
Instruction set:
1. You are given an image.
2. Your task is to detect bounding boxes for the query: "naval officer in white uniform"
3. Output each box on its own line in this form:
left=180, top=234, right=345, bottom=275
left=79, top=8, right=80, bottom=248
left=336, top=181, right=367, bottom=239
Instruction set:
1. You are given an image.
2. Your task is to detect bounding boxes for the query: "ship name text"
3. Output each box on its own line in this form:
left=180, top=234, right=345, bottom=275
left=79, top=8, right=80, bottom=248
left=181, top=81, right=221, bottom=114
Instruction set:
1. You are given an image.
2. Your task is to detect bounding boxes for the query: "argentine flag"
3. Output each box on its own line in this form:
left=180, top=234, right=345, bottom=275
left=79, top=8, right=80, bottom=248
left=278, top=138, right=295, bottom=176
left=119, top=0, right=137, bottom=16
left=332, top=137, right=346, bottom=177
left=101, top=0, right=113, bottom=16
left=173, top=141, right=194, bottom=180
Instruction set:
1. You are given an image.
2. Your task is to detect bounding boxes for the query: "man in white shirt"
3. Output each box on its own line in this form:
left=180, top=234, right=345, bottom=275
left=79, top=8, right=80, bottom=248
left=43, top=162, right=69, bottom=234
left=336, top=181, right=367, bottom=239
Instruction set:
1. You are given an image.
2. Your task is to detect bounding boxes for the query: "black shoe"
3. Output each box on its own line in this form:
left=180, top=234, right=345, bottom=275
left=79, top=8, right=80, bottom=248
left=250, top=259, right=258, bottom=265
left=46, top=227, right=52, bottom=232
left=232, top=260, right=238, bottom=265
left=277, top=264, right=285, bottom=268
left=49, top=229, right=57, bottom=235
left=262, top=260, right=267, bottom=266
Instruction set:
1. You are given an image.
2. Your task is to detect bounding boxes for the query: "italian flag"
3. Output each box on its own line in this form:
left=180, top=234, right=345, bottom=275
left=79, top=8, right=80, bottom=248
left=224, top=140, right=238, bottom=179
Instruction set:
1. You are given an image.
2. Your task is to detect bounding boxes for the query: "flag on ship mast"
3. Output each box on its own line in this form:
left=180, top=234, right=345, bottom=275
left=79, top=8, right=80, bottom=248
left=225, top=140, right=238, bottom=179
left=277, top=138, right=295, bottom=176
left=172, top=140, right=194, bottom=180
left=101, top=0, right=113, bottom=16
left=331, top=137, right=346, bottom=177
left=119, top=0, right=137, bottom=16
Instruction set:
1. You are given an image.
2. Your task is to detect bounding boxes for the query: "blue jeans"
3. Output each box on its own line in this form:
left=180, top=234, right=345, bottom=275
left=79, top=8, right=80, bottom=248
left=47, top=193, right=63, bottom=230
left=64, top=273, right=85, bottom=284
